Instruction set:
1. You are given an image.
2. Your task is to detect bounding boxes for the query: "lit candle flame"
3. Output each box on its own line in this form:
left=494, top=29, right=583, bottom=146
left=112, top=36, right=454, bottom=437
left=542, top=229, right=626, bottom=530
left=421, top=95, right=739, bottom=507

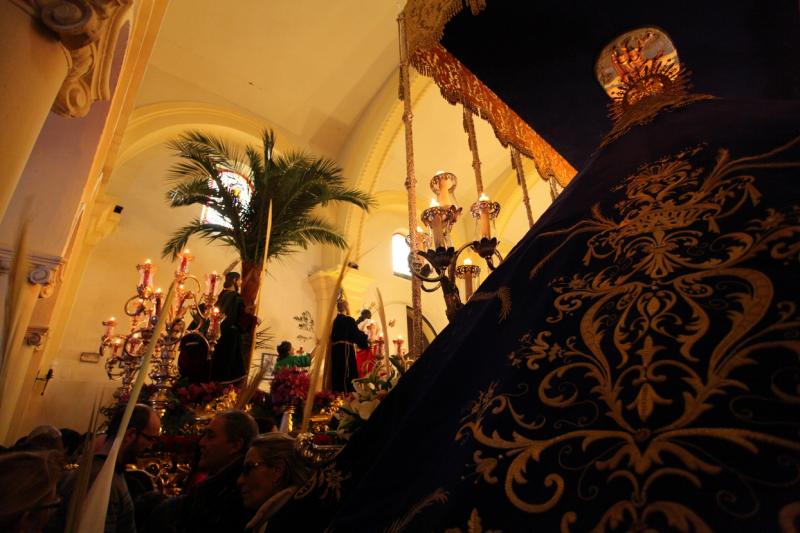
left=479, top=193, right=490, bottom=202
left=464, top=258, right=473, bottom=265
left=429, top=198, right=440, bottom=208
left=145, top=259, right=151, bottom=264
left=416, top=226, right=424, bottom=233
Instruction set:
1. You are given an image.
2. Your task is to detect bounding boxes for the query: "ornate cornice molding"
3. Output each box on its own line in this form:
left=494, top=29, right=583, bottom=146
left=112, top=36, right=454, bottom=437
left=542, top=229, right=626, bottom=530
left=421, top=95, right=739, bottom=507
left=24, top=326, right=49, bottom=350
left=30, top=0, right=134, bottom=117
left=0, top=247, right=65, bottom=298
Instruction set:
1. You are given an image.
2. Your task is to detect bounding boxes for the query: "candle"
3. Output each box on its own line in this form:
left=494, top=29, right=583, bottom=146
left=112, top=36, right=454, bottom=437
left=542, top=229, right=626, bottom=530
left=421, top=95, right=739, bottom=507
left=463, top=263, right=474, bottom=300
left=112, top=338, right=122, bottom=356
left=141, top=259, right=153, bottom=288
left=207, top=271, right=219, bottom=298
left=429, top=209, right=445, bottom=248
left=393, top=335, right=405, bottom=356
left=208, top=307, right=222, bottom=340
left=478, top=194, right=491, bottom=239
left=104, top=317, right=116, bottom=338
left=154, top=288, right=163, bottom=316
left=178, top=249, right=191, bottom=275
left=436, top=175, right=449, bottom=205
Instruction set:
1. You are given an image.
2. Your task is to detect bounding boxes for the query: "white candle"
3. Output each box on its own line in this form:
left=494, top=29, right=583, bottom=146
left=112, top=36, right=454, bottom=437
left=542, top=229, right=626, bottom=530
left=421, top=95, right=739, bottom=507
left=478, top=194, right=491, bottom=239
left=463, top=259, right=474, bottom=300
left=104, top=317, right=116, bottom=338
left=436, top=175, right=449, bottom=205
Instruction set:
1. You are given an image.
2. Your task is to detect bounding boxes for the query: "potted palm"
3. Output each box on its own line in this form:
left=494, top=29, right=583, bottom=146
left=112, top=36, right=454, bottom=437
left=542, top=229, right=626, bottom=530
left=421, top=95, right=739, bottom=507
left=161, top=129, right=373, bottom=338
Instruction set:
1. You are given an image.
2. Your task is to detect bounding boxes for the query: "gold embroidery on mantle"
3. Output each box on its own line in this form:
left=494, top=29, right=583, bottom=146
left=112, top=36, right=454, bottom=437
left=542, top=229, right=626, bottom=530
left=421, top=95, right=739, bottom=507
left=443, top=508, right=502, bottom=533
left=295, top=462, right=351, bottom=502
left=384, top=488, right=449, bottom=533
left=469, top=286, right=512, bottom=322
left=457, top=137, right=800, bottom=530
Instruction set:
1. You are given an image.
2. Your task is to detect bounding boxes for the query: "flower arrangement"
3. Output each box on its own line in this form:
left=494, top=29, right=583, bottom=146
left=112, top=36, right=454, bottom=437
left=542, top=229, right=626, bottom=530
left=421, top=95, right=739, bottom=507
left=335, top=362, right=399, bottom=439
left=313, top=390, right=341, bottom=412
left=175, top=382, right=232, bottom=406
left=271, top=367, right=310, bottom=414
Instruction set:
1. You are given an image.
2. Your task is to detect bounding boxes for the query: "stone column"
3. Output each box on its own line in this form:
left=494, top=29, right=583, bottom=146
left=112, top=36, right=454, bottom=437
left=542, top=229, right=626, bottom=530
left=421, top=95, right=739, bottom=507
left=308, top=268, right=375, bottom=342
left=0, top=0, right=134, bottom=221
left=0, top=248, right=63, bottom=444
left=0, top=1, right=69, bottom=220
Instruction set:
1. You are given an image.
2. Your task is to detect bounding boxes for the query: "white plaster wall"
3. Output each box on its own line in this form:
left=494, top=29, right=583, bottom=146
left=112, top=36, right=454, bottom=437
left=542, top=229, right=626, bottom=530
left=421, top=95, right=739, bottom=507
left=355, top=208, right=449, bottom=345
left=46, top=141, right=320, bottom=430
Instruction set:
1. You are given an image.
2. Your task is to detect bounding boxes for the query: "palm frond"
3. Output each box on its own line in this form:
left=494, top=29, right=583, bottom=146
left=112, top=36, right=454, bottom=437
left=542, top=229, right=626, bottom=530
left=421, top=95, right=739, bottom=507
left=165, top=176, right=219, bottom=208
left=163, top=128, right=374, bottom=266
left=162, top=218, right=240, bottom=259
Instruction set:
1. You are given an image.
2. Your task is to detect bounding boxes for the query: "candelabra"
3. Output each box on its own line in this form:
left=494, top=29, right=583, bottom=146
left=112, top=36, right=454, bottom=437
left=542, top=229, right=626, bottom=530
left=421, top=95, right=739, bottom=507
left=409, top=172, right=502, bottom=321
left=99, top=250, right=225, bottom=415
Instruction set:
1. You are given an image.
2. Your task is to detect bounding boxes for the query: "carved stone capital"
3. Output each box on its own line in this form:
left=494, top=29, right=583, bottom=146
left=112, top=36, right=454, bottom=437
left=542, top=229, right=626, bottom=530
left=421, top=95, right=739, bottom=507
left=0, top=248, right=65, bottom=298
left=25, top=326, right=49, bottom=350
left=30, top=0, right=134, bottom=117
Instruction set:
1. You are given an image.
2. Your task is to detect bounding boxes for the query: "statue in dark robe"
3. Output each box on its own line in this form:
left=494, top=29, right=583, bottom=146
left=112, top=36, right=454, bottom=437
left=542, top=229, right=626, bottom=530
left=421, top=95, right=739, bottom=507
left=211, top=272, right=246, bottom=382
left=330, top=300, right=369, bottom=392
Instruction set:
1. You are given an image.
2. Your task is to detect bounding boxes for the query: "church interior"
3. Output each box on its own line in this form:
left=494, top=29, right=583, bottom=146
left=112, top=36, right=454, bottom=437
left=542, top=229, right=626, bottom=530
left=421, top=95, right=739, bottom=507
left=1, top=0, right=798, bottom=531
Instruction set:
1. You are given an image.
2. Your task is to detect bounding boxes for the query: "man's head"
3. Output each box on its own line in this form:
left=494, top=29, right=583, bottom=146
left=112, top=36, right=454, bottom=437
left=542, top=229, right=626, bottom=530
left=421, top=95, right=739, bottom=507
left=336, top=300, right=350, bottom=315
left=198, top=410, right=258, bottom=475
left=224, top=272, right=241, bottom=291
left=106, top=404, right=160, bottom=465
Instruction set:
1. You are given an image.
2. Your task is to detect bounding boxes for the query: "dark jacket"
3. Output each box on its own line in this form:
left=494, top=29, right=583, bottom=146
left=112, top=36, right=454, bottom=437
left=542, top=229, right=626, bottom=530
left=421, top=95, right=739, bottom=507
left=175, top=456, right=252, bottom=533
left=49, top=455, right=135, bottom=533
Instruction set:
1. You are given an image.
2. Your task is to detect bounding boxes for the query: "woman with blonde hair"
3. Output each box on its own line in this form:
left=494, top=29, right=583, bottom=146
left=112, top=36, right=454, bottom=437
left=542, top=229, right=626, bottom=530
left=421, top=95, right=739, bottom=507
left=0, top=450, right=62, bottom=532
left=237, top=433, right=311, bottom=532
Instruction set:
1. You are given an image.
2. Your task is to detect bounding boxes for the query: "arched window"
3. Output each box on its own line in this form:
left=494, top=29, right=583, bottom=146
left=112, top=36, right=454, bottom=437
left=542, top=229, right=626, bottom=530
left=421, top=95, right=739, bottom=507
left=200, top=170, right=252, bottom=228
left=391, top=231, right=411, bottom=278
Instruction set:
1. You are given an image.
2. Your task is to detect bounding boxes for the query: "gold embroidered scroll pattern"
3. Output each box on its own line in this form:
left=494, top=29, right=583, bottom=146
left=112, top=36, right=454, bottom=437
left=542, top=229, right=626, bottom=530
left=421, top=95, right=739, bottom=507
left=457, top=137, right=800, bottom=530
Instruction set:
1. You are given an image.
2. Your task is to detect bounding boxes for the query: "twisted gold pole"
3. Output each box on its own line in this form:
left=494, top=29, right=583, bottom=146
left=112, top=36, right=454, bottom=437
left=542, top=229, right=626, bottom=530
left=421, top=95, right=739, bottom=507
left=510, top=146, right=534, bottom=228
left=549, top=174, right=560, bottom=202
left=398, top=13, right=423, bottom=359
left=462, top=106, right=484, bottom=194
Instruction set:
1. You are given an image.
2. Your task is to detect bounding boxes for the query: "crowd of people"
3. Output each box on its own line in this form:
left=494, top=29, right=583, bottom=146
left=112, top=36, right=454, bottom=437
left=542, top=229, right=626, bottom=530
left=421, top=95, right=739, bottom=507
left=0, top=293, right=388, bottom=533
left=0, top=406, right=310, bottom=533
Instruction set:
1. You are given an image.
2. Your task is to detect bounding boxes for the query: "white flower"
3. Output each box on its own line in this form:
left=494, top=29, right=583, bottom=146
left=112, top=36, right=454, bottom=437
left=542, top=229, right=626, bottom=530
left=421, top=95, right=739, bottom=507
left=355, top=398, right=380, bottom=420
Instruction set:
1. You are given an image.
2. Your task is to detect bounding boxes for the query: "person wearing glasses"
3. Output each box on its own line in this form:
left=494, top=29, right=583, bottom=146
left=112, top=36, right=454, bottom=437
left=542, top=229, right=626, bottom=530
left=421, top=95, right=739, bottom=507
left=237, top=434, right=311, bottom=533
left=0, top=450, right=62, bottom=532
left=169, top=410, right=259, bottom=533
left=49, top=403, right=160, bottom=533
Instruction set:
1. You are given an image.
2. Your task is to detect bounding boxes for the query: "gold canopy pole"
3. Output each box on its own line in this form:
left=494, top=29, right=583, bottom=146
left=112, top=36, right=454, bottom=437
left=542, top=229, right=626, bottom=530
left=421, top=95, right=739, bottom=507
left=510, top=146, right=534, bottom=228
left=549, top=174, right=560, bottom=202
left=398, top=13, right=423, bottom=359
left=462, top=106, right=484, bottom=194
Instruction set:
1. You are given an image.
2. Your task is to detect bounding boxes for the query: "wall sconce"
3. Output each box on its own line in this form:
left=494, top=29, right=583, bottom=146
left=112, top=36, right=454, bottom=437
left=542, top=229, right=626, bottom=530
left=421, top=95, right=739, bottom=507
left=34, top=368, right=54, bottom=396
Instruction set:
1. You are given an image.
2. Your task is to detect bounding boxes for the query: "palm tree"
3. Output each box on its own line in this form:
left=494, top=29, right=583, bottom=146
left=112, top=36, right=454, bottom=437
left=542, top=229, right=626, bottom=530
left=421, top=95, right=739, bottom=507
left=162, top=129, right=373, bottom=309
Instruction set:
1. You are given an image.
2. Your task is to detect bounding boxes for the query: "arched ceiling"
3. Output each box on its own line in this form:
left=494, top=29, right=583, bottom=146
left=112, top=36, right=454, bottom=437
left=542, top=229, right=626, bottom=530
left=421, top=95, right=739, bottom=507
left=143, top=0, right=402, bottom=159
left=128, top=0, right=556, bottom=270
